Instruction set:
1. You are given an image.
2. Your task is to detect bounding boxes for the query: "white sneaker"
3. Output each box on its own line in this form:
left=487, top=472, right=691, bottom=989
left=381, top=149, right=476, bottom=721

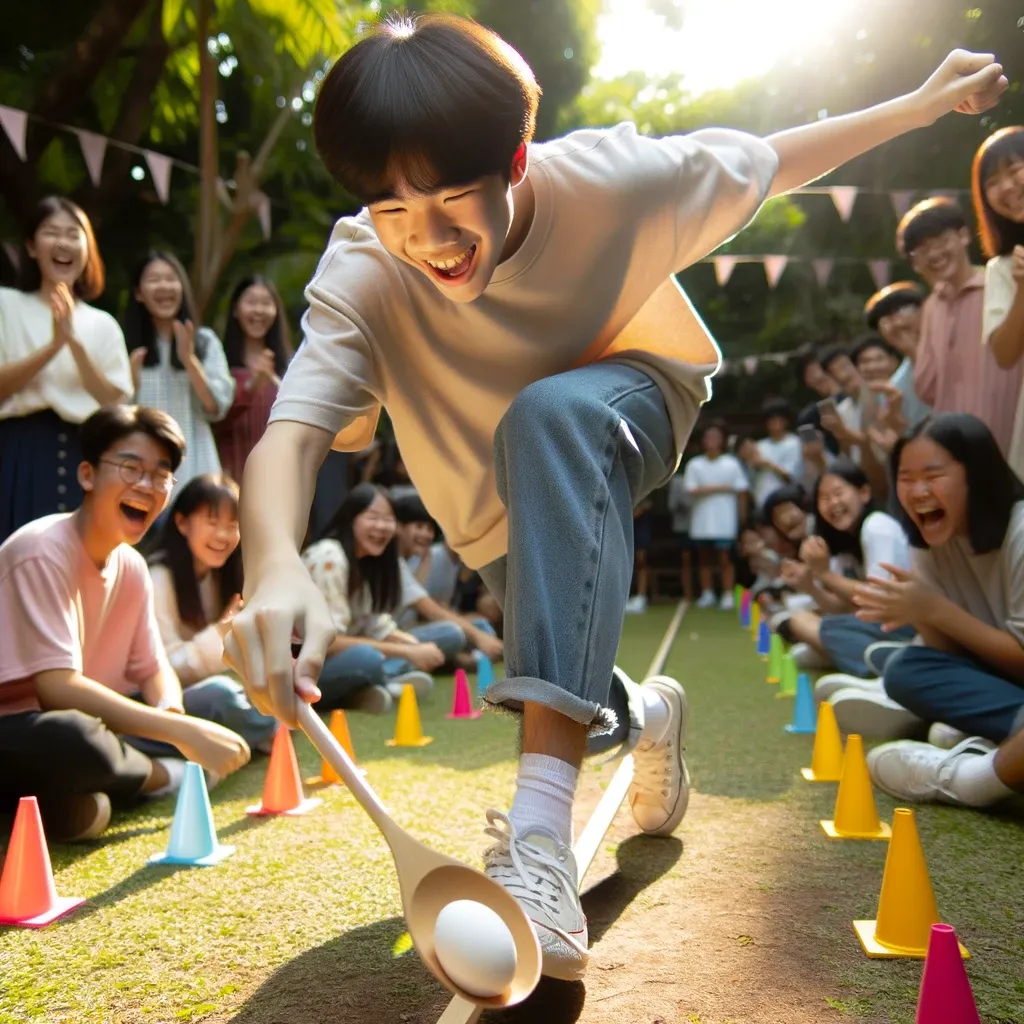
left=624, top=594, right=648, bottom=615
left=718, top=592, right=734, bottom=612
left=386, top=671, right=433, bottom=699
left=482, top=810, right=588, bottom=980
left=927, top=722, right=970, bottom=750
left=863, top=640, right=911, bottom=677
left=629, top=676, right=691, bottom=836
left=352, top=684, right=393, bottom=715
left=696, top=590, right=716, bottom=609
left=814, top=673, right=883, bottom=704
left=829, top=688, right=922, bottom=740
left=867, top=736, right=997, bottom=804
left=790, top=642, right=831, bottom=671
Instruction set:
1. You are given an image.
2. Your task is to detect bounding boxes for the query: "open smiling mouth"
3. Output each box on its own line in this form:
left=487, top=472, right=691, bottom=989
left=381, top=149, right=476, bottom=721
left=120, top=500, right=150, bottom=525
left=425, top=244, right=477, bottom=284
left=916, top=508, right=946, bottom=529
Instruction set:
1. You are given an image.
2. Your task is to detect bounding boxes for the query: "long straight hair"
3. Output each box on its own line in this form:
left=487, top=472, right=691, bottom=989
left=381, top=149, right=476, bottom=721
left=812, top=458, right=883, bottom=566
left=317, top=483, right=401, bottom=613
left=222, top=274, right=293, bottom=376
left=148, top=475, right=243, bottom=631
left=18, top=196, right=105, bottom=301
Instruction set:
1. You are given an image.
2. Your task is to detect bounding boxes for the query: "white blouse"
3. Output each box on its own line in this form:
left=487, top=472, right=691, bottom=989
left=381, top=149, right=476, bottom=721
left=984, top=256, right=1024, bottom=478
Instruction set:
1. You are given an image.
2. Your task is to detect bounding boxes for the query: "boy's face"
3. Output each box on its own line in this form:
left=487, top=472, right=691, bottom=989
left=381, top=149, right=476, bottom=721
left=876, top=304, right=921, bottom=358
left=702, top=427, right=724, bottom=455
left=823, top=355, right=860, bottom=394
left=766, top=414, right=788, bottom=438
left=78, top=431, right=174, bottom=548
left=908, top=226, right=972, bottom=288
left=367, top=151, right=528, bottom=304
left=396, top=519, right=435, bottom=559
left=855, top=344, right=900, bottom=383
left=803, top=361, right=834, bottom=397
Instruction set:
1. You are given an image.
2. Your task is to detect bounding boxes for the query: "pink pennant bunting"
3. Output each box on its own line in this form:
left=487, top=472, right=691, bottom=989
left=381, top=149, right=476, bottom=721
left=829, top=185, right=858, bottom=222
left=764, top=255, right=788, bottom=289
left=890, top=190, right=915, bottom=219
left=2, top=241, right=20, bottom=271
left=75, top=130, right=107, bottom=186
left=713, top=255, right=738, bottom=286
left=812, top=258, right=834, bottom=288
left=868, top=259, right=891, bottom=291
left=256, top=193, right=271, bottom=241
left=144, top=151, right=173, bottom=204
left=0, top=106, right=27, bottom=161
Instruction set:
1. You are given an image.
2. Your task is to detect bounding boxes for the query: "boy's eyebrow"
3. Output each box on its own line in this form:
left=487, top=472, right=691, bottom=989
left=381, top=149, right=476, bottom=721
left=370, top=182, right=475, bottom=205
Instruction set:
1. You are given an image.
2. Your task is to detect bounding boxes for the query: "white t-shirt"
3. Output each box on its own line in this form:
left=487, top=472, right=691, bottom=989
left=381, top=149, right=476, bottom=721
left=271, top=123, right=778, bottom=567
left=0, top=287, right=132, bottom=422
left=682, top=453, right=748, bottom=539
left=858, top=511, right=911, bottom=581
left=984, top=257, right=1024, bottom=479
left=752, top=434, right=804, bottom=508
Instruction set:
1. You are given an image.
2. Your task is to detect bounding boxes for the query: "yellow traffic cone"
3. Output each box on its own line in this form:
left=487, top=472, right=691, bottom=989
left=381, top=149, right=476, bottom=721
left=306, top=710, right=365, bottom=785
left=386, top=684, right=433, bottom=748
left=854, top=808, right=969, bottom=959
left=800, top=702, right=844, bottom=782
left=750, top=601, right=761, bottom=641
left=820, top=735, right=891, bottom=840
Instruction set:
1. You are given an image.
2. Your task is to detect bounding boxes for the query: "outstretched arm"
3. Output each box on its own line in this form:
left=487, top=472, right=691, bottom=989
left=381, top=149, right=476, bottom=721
left=767, top=50, right=1006, bottom=198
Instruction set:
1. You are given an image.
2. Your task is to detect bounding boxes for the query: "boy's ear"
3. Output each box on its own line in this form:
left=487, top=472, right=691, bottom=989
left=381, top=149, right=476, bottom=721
left=78, top=460, right=95, bottom=493
left=510, top=142, right=528, bottom=186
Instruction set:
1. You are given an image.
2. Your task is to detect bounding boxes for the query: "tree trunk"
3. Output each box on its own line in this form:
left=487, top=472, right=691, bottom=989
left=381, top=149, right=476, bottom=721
left=195, top=0, right=220, bottom=319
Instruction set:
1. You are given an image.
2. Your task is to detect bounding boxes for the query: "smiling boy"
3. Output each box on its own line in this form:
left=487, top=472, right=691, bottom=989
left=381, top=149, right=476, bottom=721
left=226, top=14, right=1006, bottom=979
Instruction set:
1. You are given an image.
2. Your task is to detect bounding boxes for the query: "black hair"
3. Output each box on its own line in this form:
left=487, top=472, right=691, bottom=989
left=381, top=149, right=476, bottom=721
left=18, top=196, right=105, bottom=301
left=122, top=251, right=205, bottom=370
left=79, top=404, right=185, bottom=471
left=817, top=344, right=850, bottom=374
left=699, top=419, right=728, bottom=442
left=812, top=457, right=882, bottom=565
left=863, top=282, right=925, bottom=332
left=317, top=483, right=401, bottom=613
left=848, top=332, right=902, bottom=368
left=761, top=398, right=793, bottom=424
left=391, top=490, right=433, bottom=527
left=972, top=127, right=1024, bottom=259
left=896, top=196, right=968, bottom=258
left=222, top=274, right=293, bottom=376
left=314, top=14, right=541, bottom=204
left=148, top=474, right=242, bottom=631
left=760, top=484, right=808, bottom=529
left=890, top=414, right=1024, bottom=553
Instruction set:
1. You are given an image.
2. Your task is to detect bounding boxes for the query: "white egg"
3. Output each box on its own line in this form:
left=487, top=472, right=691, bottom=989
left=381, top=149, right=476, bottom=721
left=433, top=899, right=518, bottom=998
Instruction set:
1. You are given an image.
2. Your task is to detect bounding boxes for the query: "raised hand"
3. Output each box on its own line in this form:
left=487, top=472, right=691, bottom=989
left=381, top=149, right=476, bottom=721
left=172, top=319, right=197, bottom=364
left=50, top=283, right=74, bottom=347
left=853, top=563, right=933, bottom=631
left=916, top=50, right=1007, bottom=124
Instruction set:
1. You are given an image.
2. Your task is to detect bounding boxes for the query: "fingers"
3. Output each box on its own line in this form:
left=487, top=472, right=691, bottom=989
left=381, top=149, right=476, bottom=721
left=257, top=609, right=303, bottom=725
left=292, top=609, right=334, bottom=705
left=225, top=616, right=272, bottom=717
left=878, top=562, right=909, bottom=580
left=948, top=49, right=995, bottom=75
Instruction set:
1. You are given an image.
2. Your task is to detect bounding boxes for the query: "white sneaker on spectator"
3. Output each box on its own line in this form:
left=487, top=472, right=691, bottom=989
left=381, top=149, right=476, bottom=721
left=867, top=736, right=997, bottom=804
left=696, top=590, right=717, bottom=609
left=927, top=722, right=970, bottom=750
left=814, top=673, right=883, bottom=704
left=863, top=640, right=912, bottom=677
left=718, top=592, right=734, bottom=612
left=41, top=792, right=112, bottom=843
left=624, top=594, right=648, bottom=614
left=790, top=642, right=831, bottom=671
left=829, top=688, right=922, bottom=740
left=482, top=810, right=589, bottom=980
left=352, top=684, right=393, bottom=715
left=386, top=671, right=433, bottom=699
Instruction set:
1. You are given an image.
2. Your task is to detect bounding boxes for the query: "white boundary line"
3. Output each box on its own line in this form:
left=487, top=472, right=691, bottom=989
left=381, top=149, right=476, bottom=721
left=437, top=600, right=689, bottom=1024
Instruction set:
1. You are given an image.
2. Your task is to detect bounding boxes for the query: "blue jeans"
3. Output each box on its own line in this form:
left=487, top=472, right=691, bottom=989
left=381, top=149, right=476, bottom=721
left=883, top=645, right=1024, bottom=743
left=478, top=363, right=687, bottom=733
left=818, top=615, right=916, bottom=678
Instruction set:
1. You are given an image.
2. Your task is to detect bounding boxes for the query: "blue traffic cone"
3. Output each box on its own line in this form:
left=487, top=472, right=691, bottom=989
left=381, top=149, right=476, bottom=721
left=475, top=654, right=495, bottom=699
left=739, top=591, right=752, bottom=629
left=785, top=673, right=817, bottom=734
left=756, top=619, right=771, bottom=659
left=149, top=762, right=234, bottom=867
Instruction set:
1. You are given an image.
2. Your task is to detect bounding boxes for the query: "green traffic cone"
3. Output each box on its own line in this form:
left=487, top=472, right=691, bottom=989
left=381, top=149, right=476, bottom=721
left=767, top=633, right=783, bottom=683
left=776, top=652, right=798, bottom=698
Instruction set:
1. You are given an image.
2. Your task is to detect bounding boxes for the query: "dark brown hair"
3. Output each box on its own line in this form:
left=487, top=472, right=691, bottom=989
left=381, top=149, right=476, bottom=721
left=79, top=404, right=186, bottom=471
left=896, top=196, right=968, bottom=258
left=972, top=126, right=1024, bottom=259
left=18, top=196, right=105, bottom=301
left=223, top=274, right=293, bottom=376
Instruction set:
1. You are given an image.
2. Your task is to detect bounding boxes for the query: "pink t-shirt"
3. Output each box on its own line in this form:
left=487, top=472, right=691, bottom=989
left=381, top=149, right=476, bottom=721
left=0, top=514, right=163, bottom=716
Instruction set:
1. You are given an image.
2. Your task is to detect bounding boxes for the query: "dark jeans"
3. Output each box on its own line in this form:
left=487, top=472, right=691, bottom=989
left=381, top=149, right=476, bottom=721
left=818, top=615, right=916, bottom=678
left=883, top=645, right=1024, bottom=743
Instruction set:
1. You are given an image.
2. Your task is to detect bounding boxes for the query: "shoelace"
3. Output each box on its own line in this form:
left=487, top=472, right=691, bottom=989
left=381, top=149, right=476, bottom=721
left=632, top=735, right=675, bottom=800
left=901, top=740, right=988, bottom=802
left=482, top=811, right=576, bottom=914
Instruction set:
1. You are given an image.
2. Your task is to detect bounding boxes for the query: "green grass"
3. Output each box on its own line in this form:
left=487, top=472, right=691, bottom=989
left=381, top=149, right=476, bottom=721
left=1, top=606, right=1021, bottom=1023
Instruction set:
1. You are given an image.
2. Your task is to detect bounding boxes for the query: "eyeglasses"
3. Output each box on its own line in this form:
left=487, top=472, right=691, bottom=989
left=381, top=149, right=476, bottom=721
left=908, top=230, right=959, bottom=262
left=101, top=457, right=176, bottom=492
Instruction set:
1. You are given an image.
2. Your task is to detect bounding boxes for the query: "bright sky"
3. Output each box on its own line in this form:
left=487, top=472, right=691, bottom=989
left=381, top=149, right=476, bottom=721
left=594, top=0, right=864, bottom=94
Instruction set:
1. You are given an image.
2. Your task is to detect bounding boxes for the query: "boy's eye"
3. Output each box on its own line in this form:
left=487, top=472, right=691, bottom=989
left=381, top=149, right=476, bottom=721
left=445, top=191, right=475, bottom=202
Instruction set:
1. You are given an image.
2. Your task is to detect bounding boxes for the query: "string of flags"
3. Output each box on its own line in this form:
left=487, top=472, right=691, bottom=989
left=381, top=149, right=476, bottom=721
left=701, top=254, right=900, bottom=291
left=716, top=341, right=816, bottom=379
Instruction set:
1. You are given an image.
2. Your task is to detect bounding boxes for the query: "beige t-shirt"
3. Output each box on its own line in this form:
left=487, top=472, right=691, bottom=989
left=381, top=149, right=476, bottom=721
left=0, top=287, right=132, bottom=422
left=272, top=123, right=779, bottom=568
left=984, top=256, right=1024, bottom=477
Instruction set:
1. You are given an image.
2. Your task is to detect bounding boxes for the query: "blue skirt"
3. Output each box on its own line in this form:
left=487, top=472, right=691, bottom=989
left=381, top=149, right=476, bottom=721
left=0, top=410, right=83, bottom=543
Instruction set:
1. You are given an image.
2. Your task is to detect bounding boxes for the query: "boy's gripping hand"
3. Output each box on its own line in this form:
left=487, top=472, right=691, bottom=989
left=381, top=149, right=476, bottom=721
left=224, top=558, right=336, bottom=726
left=915, top=50, right=1007, bottom=125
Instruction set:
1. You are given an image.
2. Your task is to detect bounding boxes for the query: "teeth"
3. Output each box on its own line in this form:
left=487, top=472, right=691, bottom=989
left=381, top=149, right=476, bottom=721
left=123, top=500, right=148, bottom=512
left=427, top=247, right=471, bottom=270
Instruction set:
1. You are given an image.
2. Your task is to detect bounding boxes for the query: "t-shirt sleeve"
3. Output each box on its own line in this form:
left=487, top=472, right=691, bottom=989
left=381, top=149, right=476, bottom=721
left=93, top=312, right=134, bottom=400
left=125, top=562, right=165, bottom=684
left=982, top=256, right=1017, bottom=344
left=399, top=558, right=428, bottom=610
left=860, top=513, right=911, bottom=581
left=682, top=458, right=701, bottom=491
left=197, top=328, right=236, bottom=423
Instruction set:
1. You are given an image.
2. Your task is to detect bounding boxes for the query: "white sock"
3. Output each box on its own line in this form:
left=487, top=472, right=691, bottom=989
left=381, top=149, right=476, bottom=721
left=147, top=757, right=185, bottom=798
left=509, top=753, right=578, bottom=847
left=948, top=749, right=1015, bottom=807
left=641, top=687, right=671, bottom=746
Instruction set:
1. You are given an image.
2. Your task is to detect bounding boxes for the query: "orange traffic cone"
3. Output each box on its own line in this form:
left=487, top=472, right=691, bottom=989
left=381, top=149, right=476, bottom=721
left=247, top=725, right=322, bottom=816
left=306, top=710, right=364, bottom=786
left=800, top=702, right=844, bottom=782
left=854, top=808, right=969, bottom=959
left=0, top=797, right=85, bottom=927
left=386, top=684, right=433, bottom=747
left=820, top=735, right=891, bottom=840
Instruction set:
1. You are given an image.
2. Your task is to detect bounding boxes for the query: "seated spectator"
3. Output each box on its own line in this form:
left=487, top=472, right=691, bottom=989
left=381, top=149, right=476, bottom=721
left=391, top=491, right=503, bottom=664
left=302, top=484, right=466, bottom=710
left=682, top=421, right=748, bottom=610
left=854, top=414, right=1024, bottom=809
left=147, top=474, right=277, bottom=752
left=817, top=344, right=866, bottom=462
left=796, top=352, right=843, bottom=455
left=0, top=406, right=249, bottom=842
left=750, top=399, right=803, bottom=510
left=666, top=461, right=695, bottom=603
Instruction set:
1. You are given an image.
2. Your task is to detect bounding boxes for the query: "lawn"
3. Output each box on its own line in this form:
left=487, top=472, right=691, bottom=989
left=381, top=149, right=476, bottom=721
left=0, top=606, right=1021, bottom=1024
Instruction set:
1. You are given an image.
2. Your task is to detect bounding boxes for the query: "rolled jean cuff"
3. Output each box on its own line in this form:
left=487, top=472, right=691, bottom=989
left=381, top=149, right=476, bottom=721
left=482, top=675, right=619, bottom=738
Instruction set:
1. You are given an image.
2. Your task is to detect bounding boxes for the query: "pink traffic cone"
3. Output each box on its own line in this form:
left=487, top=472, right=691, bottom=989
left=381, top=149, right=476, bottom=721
left=915, top=924, right=980, bottom=1023
left=447, top=669, right=482, bottom=720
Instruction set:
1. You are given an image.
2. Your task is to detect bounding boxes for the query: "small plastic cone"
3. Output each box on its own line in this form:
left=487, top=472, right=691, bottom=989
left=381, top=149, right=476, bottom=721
left=854, top=808, right=969, bottom=959
left=767, top=633, right=783, bottom=683
left=739, top=591, right=751, bottom=628
left=733, top=585, right=743, bottom=618
left=785, top=673, right=817, bottom=734
left=776, top=653, right=798, bottom=698
left=307, top=710, right=363, bottom=786
left=916, top=924, right=980, bottom=1023
left=476, top=656, right=495, bottom=698
left=0, top=797, right=85, bottom=927
left=750, top=601, right=761, bottom=640
left=821, top=735, right=891, bottom=840
left=756, top=620, right=771, bottom=657
left=801, top=702, right=844, bottom=781
left=247, top=725, right=321, bottom=816
left=447, top=669, right=482, bottom=719
left=150, top=763, right=234, bottom=866
left=386, top=684, right=433, bottom=747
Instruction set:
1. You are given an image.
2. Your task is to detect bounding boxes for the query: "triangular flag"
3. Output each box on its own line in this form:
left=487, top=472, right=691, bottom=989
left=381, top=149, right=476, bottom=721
left=743, top=355, right=759, bottom=375
left=829, top=185, right=858, bottom=222
left=714, top=255, right=738, bottom=286
left=2, top=242, right=19, bottom=272
left=75, top=130, right=107, bottom=186
left=890, top=190, right=915, bottom=219
left=256, top=192, right=271, bottom=241
left=144, top=150, right=173, bottom=204
left=764, top=255, right=788, bottom=288
left=0, top=106, right=27, bottom=161
left=812, top=257, right=834, bottom=288
left=868, top=259, right=891, bottom=291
